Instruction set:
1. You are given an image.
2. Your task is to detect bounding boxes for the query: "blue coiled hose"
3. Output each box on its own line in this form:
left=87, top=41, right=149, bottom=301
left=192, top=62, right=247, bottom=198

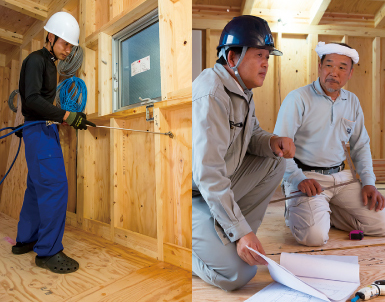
left=56, top=76, right=87, bottom=112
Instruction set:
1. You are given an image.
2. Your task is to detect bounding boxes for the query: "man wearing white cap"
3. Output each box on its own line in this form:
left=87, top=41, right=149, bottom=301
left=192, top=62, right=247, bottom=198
left=274, top=42, right=385, bottom=246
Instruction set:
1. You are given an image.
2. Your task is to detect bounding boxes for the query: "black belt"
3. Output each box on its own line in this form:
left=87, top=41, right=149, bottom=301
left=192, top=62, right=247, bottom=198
left=294, top=158, right=345, bottom=175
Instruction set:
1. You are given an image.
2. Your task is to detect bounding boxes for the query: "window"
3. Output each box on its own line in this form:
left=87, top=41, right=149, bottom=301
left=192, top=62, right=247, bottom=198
left=112, top=9, right=161, bottom=112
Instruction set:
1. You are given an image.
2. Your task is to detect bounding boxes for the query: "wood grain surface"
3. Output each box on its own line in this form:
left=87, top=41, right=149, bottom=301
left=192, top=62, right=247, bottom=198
left=193, top=185, right=385, bottom=301
left=0, top=212, right=192, bottom=302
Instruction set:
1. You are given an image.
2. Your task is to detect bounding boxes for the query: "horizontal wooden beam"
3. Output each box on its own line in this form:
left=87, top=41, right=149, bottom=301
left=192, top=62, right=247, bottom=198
left=0, top=0, right=48, bottom=21
left=309, top=0, right=332, bottom=25
left=48, top=0, right=75, bottom=15
left=0, top=27, right=23, bottom=45
left=85, top=0, right=158, bottom=50
left=192, top=4, right=240, bottom=14
left=242, top=0, right=254, bottom=15
left=250, top=8, right=310, bottom=23
left=374, top=3, right=385, bottom=28
left=193, top=18, right=385, bottom=37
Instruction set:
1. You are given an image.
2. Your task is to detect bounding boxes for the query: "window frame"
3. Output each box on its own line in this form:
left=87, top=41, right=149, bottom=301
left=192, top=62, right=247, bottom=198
left=112, top=8, right=160, bottom=112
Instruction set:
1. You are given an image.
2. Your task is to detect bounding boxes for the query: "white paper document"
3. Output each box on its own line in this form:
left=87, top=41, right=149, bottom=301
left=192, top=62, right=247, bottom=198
left=246, top=246, right=360, bottom=302
left=245, top=282, right=327, bottom=302
left=131, top=55, right=150, bottom=76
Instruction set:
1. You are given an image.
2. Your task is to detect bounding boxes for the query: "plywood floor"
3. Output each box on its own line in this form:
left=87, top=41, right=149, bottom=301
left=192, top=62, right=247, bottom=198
left=0, top=213, right=192, bottom=302
left=192, top=184, right=385, bottom=302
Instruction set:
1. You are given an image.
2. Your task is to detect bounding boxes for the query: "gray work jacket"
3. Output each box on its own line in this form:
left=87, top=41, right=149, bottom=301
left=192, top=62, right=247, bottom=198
left=192, top=63, right=277, bottom=245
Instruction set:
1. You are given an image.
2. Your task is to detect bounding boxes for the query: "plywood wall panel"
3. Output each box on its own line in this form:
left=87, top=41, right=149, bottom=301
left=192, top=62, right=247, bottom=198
left=0, top=106, right=26, bottom=220
left=159, top=0, right=192, bottom=98
left=159, top=107, right=192, bottom=249
left=206, top=29, right=221, bottom=68
left=347, top=37, right=373, bottom=144
left=82, top=122, right=111, bottom=224
left=0, top=67, right=10, bottom=199
left=95, top=0, right=111, bottom=31
left=318, top=34, right=344, bottom=44
left=252, top=50, right=276, bottom=133
left=280, top=34, right=308, bottom=101
left=113, top=117, right=157, bottom=238
left=59, top=125, right=77, bottom=213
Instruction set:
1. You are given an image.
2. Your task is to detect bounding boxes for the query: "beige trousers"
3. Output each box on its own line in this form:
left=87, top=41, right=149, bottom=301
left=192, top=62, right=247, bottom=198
left=284, top=170, right=385, bottom=246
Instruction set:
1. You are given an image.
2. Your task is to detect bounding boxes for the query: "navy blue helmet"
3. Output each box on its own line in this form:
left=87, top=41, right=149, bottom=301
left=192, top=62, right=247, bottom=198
left=217, top=15, right=282, bottom=56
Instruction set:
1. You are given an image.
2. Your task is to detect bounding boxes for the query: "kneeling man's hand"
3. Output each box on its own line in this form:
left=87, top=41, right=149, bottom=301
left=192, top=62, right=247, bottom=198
left=298, top=179, right=323, bottom=197
left=270, top=136, right=295, bottom=158
left=362, top=185, right=385, bottom=212
left=236, top=232, right=268, bottom=266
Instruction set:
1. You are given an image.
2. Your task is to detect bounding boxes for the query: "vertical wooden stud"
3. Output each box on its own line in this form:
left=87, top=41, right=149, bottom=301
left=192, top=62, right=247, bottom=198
left=341, top=35, right=349, bottom=91
left=110, top=117, right=119, bottom=239
left=372, top=37, right=381, bottom=159
left=98, top=32, right=112, bottom=116
left=274, top=31, right=282, bottom=120
left=307, top=33, right=319, bottom=84
left=154, top=107, right=165, bottom=260
left=30, top=39, right=41, bottom=52
left=205, top=29, right=211, bottom=69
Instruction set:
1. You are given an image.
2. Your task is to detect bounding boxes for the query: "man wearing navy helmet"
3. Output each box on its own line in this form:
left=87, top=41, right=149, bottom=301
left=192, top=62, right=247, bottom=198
left=192, top=15, right=295, bottom=290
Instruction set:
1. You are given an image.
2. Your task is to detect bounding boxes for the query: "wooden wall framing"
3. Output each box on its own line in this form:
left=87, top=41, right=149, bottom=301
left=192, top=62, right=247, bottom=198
left=0, top=0, right=192, bottom=272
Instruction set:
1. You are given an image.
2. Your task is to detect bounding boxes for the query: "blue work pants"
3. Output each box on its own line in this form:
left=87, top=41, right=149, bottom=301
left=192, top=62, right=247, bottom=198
left=16, top=121, right=68, bottom=257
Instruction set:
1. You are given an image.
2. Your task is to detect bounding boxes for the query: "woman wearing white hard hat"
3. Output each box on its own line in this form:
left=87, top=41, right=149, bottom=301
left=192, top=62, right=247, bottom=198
left=12, top=11, right=94, bottom=274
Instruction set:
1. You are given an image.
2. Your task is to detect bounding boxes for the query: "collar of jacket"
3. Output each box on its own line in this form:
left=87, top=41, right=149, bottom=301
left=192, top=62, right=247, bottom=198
left=312, top=77, right=347, bottom=102
left=213, top=63, right=253, bottom=102
left=42, top=47, right=57, bottom=63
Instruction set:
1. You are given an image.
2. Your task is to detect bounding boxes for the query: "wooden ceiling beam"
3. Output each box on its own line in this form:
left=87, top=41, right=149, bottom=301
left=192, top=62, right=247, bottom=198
left=309, top=0, right=332, bottom=25
left=374, top=3, right=385, bottom=28
left=193, top=18, right=385, bottom=38
left=0, top=27, right=23, bottom=45
left=242, top=0, right=257, bottom=15
left=0, top=0, right=48, bottom=21
left=21, top=0, right=74, bottom=49
left=250, top=8, right=310, bottom=23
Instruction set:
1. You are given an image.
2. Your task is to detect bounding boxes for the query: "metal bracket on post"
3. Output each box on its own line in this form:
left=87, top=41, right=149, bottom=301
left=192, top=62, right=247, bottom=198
left=146, top=104, right=154, bottom=122
left=139, top=97, right=155, bottom=122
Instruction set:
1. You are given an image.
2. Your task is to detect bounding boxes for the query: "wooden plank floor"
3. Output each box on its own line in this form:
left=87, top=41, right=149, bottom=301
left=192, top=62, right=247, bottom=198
left=192, top=184, right=385, bottom=302
left=0, top=213, right=192, bottom=302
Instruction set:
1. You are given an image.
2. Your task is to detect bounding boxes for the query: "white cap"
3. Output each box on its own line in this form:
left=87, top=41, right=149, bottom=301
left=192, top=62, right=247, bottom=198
left=315, top=42, right=359, bottom=64
left=44, top=12, right=80, bottom=46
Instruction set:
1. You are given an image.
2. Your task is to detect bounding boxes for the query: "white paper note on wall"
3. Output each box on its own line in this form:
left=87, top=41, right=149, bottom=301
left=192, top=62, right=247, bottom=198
left=131, top=55, right=150, bottom=76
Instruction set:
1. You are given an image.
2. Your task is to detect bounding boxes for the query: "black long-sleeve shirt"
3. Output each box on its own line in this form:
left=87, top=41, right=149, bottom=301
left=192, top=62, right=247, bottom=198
left=19, top=47, right=66, bottom=122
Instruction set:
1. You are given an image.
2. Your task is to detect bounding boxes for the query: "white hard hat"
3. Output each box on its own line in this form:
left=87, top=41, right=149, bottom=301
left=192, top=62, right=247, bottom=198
left=44, top=12, right=80, bottom=46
